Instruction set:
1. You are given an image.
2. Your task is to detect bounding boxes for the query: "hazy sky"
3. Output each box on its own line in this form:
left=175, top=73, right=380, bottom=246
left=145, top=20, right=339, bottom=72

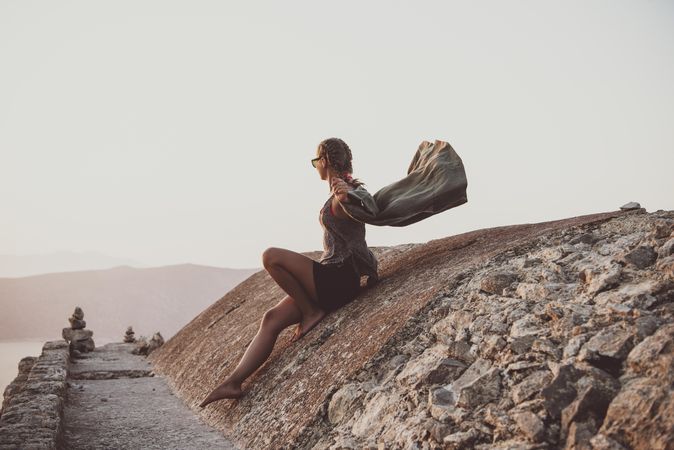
left=2, top=1, right=673, bottom=270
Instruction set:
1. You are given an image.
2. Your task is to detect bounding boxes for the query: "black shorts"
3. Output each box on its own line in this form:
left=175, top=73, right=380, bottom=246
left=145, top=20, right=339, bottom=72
left=312, top=254, right=361, bottom=312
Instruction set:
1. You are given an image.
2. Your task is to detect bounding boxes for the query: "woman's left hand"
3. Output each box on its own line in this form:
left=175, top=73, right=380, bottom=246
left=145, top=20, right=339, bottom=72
left=331, top=177, right=352, bottom=203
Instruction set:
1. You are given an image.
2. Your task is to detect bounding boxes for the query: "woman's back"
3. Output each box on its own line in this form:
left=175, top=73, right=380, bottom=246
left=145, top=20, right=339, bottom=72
left=318, top=194, right=379, bottom=286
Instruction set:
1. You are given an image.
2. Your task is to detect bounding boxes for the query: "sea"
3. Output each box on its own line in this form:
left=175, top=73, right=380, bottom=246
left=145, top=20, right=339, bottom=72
left=1, top=337, right=118, bottom=398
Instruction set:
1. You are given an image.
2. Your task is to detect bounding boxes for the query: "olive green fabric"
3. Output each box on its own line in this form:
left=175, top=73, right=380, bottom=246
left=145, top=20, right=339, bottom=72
left=342, top=140, right=468, bottom=227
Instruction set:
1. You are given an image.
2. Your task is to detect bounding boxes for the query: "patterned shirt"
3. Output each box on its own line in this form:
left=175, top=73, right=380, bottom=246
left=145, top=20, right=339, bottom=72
left=319, top=194, right=379, bottom=286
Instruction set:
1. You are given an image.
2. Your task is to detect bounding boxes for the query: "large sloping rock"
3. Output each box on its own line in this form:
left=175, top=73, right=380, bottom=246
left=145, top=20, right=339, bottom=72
left=149, top=209, right=640, bottom=449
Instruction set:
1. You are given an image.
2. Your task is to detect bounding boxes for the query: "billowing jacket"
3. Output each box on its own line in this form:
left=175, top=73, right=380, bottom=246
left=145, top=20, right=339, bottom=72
left=341, top=140, right=468, bottom=226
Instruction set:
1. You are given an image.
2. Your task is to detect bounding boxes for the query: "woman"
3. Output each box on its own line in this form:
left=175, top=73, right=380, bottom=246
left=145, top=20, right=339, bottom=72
left=199, top=137, right=379, bottom=408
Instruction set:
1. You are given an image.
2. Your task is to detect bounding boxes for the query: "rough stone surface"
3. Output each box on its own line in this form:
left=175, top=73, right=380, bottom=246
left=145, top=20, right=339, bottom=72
left=146, top=208, right=674, bottom=449
left=0, top=340, right=70, bottom=450
left=594, top=323, right=674, bottom=450
left=63, top=342, right=237, bottom=449
left=2, top=341, right=236, bottom=449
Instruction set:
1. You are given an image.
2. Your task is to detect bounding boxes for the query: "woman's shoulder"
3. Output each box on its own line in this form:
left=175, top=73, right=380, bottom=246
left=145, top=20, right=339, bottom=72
left=330, top=195, right=361, bottom=223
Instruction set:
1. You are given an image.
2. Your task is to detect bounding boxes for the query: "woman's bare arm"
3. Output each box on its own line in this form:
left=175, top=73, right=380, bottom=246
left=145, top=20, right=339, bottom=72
left=331, top=178, right=354, bottom=220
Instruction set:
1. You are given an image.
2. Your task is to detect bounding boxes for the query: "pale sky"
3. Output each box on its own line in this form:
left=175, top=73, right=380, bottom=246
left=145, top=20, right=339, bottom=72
left=2, top=1, right=673, bottom=270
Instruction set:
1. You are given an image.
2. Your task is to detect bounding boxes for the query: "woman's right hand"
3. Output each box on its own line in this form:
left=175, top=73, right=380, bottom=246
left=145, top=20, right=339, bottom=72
left=331, top=177, right=352, bottom=203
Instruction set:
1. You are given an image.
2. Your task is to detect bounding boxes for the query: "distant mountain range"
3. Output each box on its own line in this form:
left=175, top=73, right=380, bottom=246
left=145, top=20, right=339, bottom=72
left=0, top=251, right=149, bottom=278
left=0, top=263, right=260, bottom=341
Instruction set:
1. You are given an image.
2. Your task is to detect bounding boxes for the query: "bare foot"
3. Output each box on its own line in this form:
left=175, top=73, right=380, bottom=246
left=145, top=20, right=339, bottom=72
left=290, top=308, right=327, bottom=343
left=198, top=377, right=243, bottom=408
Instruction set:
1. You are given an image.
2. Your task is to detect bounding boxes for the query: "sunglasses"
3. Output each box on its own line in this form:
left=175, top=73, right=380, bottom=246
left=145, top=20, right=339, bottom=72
left=311, top=156, right=324, bottom=168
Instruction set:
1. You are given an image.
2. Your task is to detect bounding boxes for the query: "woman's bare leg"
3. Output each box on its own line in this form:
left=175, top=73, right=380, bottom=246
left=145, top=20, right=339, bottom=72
left=199, top=295, right=302, bottom=408
left=262, top=247, right=327, bottom=342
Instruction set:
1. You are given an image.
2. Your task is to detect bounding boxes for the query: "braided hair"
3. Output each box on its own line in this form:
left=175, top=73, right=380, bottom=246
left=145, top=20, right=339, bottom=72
left=317, top=137, right=366, bottom=187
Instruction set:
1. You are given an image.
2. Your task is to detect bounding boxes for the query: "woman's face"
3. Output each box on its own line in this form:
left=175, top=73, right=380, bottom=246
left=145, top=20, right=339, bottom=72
left=315, top=149, right=329, bottom=180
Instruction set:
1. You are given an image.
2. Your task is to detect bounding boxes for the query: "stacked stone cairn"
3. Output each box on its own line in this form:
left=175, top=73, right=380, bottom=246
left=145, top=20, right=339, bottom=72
left=123, top=326, right=136, bottom=343
left=61, top=306, right=95, bottom=357
left=132, top=331, right=165, bottom=356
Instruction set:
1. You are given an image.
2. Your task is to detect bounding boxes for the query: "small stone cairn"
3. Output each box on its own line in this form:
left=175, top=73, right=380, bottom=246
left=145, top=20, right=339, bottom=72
left=61, top=306, right=95, bottom=357
left=132, top=331, right=165, bottom=356
left=123, top=326, right=136, bottom=343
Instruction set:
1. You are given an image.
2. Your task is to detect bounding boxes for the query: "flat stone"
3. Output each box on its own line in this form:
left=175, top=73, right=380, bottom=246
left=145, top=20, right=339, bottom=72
left=531, top=338, right=562, bottom=360
left=580, top=264, right=623, bottom=297
left=577, top=324, right=635, bottom=376
left=511, top=370, right=553, bottom=404
left=68, top=318, right=87, bottom=330
left=511, top=410, right=545, bottom=442
left=541, top=364, right=583, bottom=419
left=506, top=361, right=542, bottom=373
left=563, top=334, right=590, bottom=359
left=625, top=323, right=674, bottom=383
left=568, top=233, right=599, bottom=245
left=445, top=358, right=501, bottom=409
left=480, top=272, right=518, bottom=295
left=62, top=342, right=236, bottom=449
left=510, top=315, right=544, bottom=338
left=62, top=328, right=93, bottom=342
left=443, top=429, right=479, bottom=448
left=395, top=344, right=466, bottom=388
left=622, top=245, right=657, bottom=269
left=510, top=335, right=537, bottom=355
left=619, top=202, right=641, bottom=210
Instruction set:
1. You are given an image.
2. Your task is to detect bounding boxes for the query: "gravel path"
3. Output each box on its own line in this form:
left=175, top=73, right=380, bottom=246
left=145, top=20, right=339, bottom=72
left=63, top=342, right=238, bottom=450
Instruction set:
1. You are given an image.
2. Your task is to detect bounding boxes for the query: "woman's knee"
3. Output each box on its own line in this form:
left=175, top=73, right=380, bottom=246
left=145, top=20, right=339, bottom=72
left=262, top=247, right=282, bottom=269
left=260, top=307, right=285, bottom=332
left=261, top=297, right=301, bottom=331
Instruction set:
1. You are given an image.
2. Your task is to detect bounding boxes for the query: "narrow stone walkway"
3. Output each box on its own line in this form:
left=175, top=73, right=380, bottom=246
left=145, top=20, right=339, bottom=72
left=63, top=342, right=238, bottom=450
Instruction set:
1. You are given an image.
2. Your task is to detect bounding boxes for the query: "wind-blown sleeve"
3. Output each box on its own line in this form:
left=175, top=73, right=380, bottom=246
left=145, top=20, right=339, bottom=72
left=341, top=139, right=468, bottom=227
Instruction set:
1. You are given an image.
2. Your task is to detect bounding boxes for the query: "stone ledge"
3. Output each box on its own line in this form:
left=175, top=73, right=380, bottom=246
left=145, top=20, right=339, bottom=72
left=0, top=340, right=70, bottom=450
left=70, top=369, right=154, bottom=380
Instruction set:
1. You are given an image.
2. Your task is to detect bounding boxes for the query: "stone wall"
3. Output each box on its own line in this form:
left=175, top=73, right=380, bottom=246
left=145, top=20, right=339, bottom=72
left=0, top=340, right=70, bottom=450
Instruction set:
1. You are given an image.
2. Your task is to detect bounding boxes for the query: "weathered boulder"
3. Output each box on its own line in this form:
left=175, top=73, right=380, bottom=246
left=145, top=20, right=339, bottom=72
left=147, top=209, right=674, bottom=449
